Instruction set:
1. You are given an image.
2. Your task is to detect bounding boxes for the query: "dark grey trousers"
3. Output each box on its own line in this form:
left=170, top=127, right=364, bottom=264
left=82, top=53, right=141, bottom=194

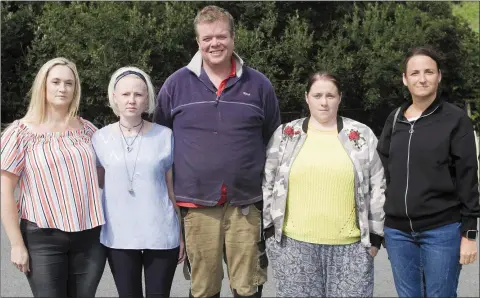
left=20, top=219, right=106, bottom=298
left=266, top=235, right=374, bottom=297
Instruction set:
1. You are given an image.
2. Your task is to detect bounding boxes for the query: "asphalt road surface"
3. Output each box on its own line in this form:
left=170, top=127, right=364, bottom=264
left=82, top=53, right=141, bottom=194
left=1, top=224, right=478, bottom=297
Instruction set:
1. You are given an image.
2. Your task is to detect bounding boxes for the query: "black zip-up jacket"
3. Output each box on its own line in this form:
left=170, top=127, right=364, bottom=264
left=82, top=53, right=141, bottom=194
left=377, top=96, right=479, bottom=236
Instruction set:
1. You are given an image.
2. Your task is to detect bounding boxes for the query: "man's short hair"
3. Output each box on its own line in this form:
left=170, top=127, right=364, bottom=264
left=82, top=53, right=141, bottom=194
left=194, top=5, right=235, bottom=37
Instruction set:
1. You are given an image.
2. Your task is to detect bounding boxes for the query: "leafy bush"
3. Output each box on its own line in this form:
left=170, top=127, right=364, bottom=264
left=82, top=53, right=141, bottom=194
left=2, top=2, right=478, bottom=132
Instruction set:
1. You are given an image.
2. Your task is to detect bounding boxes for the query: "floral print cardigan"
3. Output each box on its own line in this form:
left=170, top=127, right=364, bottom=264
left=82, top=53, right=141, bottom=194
left=262, top=116, right=386, bottom=248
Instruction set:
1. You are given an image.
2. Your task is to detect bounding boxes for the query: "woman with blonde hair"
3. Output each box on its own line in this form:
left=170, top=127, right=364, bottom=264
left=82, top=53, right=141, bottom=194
left=92, top=66, right=185, bottom=297
left=1, top=57, right=106, bottom=297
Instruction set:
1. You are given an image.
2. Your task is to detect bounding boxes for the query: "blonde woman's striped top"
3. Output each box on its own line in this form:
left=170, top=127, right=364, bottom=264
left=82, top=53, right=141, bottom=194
left=0, top=118, right=105, bottom=232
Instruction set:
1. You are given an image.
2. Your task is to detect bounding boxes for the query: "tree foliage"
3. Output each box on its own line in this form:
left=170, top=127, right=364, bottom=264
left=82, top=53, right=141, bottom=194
left=2, top=1, right=479, bottom=133
left=1, top=2, right=42, bottom=122
left=315, top=2, right=480, bottom=132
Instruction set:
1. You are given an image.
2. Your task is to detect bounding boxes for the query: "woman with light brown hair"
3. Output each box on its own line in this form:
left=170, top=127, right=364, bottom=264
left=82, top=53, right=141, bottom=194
left=263, top=71, right=385, bottom=297
left=1, top=57, right=106, bottom=297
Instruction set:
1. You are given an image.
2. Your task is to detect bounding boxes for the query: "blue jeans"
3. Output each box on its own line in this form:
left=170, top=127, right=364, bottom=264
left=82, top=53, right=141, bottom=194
left=384, top=222, right=462, bottom=298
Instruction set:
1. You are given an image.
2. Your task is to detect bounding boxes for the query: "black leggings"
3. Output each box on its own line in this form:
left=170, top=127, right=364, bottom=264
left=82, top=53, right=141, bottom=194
left=107, top=246, right=179, bottom=298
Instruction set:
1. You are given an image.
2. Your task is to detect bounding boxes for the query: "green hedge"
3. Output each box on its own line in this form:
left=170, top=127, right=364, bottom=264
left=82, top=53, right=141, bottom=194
left=2, top=2, right=479, bottom=133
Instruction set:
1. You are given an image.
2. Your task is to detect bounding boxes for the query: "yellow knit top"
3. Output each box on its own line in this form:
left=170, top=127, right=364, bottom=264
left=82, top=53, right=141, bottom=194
left=282, top=124, right=360, bottom=244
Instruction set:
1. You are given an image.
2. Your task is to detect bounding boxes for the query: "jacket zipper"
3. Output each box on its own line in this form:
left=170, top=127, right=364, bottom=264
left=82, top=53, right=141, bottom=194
left=404, top=121, right=416, bottom=232
left=401, top=106, right=439, bottom=232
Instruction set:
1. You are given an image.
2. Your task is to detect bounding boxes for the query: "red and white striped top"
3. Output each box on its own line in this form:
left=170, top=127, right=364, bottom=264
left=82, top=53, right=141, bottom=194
left=1, top=118, right=105, bottom=232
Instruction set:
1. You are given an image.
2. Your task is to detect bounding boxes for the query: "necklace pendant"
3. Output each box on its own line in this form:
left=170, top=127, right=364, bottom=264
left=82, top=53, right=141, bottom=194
left=128, top=188, right=134, bottom=195
left=127, top=146, right=133, bottom=152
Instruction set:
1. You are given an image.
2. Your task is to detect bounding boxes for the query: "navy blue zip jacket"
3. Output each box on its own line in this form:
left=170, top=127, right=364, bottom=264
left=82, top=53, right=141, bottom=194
left=377, top=96, right=479, bottom=236
left=153, top=52, right=281, bottom=206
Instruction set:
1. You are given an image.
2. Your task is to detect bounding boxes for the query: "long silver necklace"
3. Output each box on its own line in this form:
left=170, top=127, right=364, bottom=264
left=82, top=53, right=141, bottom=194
left=120, top=123, right=143, bottom=195
left=119, top=121, right=144, bottom=152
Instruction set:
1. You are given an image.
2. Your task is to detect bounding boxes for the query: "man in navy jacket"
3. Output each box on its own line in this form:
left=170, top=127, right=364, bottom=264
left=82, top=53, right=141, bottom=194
left=154, top=5, right=280, bottom=298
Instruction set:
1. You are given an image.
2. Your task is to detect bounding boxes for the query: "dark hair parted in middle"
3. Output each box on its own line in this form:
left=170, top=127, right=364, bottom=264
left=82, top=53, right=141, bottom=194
left=403, top=46, right=443, bottom=73
left=306, top=72, right=342, bottom=95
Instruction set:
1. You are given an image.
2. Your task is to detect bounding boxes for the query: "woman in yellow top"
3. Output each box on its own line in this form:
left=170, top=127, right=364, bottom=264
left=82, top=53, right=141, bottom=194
left=262, top=72, right=386, bottom=297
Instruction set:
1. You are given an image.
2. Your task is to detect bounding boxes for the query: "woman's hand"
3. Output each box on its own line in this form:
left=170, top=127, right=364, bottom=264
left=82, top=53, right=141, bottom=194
left=2, top=171, right=29, bottom=273
left=460, top=237, right=477, bottom=265
left=165, top=169, right=187, bottom=264
left=368, top=246, right=378, bottom=257
left=11, top=244, right=29, bottom=273
left=178, top=238, right=186, bottom=264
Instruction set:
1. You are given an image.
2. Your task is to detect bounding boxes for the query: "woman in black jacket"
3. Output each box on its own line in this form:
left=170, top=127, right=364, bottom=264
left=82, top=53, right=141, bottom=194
left=377, top=46, right=479, bottom=298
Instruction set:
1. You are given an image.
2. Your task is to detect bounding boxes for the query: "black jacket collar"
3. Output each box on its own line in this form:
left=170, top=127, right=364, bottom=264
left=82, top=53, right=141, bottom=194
left=301, top=116, right=344, bottom=134
left=398, top=93, right=444, bottom=120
